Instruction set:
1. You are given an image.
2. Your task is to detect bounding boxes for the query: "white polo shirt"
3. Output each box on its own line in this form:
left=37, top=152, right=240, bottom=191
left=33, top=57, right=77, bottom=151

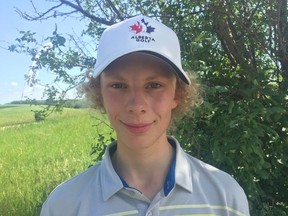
left=41, top=137, right=250, bottom=216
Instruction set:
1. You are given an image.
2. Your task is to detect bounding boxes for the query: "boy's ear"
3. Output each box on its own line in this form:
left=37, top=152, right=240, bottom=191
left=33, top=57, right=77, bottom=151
left=172, top=91, right=180, bottom=110
left=172, top=100, right=178, bottom=110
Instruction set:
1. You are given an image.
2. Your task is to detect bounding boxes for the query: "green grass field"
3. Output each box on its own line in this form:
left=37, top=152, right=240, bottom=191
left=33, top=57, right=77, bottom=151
left=0, top=104, right=104, bottom=216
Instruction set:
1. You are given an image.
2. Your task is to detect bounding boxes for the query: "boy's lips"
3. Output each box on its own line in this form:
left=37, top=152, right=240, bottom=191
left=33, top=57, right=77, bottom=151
left=121, top=121, right=154, bottom=133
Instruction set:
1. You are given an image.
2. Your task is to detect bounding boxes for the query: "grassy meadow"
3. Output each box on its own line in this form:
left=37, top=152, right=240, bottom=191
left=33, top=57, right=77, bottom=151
left=0, top=104, right=104, bottom=216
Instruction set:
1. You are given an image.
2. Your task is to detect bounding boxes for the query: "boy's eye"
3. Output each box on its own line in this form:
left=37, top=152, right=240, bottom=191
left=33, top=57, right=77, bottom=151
left=148, top=83, right=161, bottom=89
left=111, top=83, right=126, bottom=89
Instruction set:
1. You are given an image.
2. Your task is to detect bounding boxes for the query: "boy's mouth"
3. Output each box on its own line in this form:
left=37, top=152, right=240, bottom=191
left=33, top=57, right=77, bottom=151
left=121, top=121, right=154, bottom=133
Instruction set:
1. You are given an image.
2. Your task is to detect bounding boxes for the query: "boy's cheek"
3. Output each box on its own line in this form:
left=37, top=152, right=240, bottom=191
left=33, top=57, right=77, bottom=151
left=102, top=97, right=124, bottom=115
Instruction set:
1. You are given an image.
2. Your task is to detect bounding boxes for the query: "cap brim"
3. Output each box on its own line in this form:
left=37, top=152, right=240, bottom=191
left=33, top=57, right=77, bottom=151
left=139, top=51, right=191, bottom=85
left=93, top=50, right=191, bottom=85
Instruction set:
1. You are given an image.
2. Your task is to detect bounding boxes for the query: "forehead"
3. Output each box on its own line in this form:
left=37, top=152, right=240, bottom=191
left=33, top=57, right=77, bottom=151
left=102, top=52, right=176, bottom=78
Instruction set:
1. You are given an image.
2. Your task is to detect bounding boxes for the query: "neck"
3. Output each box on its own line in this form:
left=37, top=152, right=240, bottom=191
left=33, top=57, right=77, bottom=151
left=112, top=136, right=174, bottom=200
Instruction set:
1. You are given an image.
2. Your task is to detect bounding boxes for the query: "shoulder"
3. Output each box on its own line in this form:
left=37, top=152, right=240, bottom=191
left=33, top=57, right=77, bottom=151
left=171, top=136, right=249, bottom=214
left=40, top=163, right=102, bottom=215
left=187, top=154, right=242, bottom=189
left=186, top=154, right=249, bottom=213
left=171, top=136, right=246, bottom=199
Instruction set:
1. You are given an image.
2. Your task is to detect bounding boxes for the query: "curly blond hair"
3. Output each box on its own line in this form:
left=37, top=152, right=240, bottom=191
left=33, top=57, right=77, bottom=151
left=82, top=68, right=202, bottom=129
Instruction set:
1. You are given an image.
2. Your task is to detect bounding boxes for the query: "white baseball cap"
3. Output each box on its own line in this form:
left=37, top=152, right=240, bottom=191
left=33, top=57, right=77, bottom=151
left=93, top=15, right=191, bottom=85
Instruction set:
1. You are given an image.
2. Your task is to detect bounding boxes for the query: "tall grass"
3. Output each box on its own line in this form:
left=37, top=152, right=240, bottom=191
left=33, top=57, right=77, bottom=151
left=0, top=105, right=101, bottom=216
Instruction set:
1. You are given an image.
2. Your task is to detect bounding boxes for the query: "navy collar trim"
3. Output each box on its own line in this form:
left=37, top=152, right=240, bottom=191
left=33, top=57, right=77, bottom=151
left=163, top=146, right=176, bottom=196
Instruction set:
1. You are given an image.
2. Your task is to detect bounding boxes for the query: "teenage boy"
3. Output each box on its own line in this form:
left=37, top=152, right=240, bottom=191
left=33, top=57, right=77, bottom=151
left=41, top=15, right=250, bottom=216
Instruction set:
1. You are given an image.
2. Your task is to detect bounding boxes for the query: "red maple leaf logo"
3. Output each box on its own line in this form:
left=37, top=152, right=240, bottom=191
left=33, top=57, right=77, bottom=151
left=130, top=21, right=142, bottom=34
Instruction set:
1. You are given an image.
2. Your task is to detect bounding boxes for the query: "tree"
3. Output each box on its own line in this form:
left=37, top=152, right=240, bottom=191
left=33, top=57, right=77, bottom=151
left=9, top=0, right=288, bottom=215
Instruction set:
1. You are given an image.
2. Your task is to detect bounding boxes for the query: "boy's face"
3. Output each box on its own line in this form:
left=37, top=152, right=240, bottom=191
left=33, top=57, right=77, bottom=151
left=100, top=53, right=178, bottom=149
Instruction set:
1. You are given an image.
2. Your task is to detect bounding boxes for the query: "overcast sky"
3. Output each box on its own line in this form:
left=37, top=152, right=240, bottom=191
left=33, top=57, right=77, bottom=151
left=0, top=0, right=91, bottom=104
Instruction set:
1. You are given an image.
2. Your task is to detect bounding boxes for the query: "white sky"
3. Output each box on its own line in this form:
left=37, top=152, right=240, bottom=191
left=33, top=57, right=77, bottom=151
left=0, top=0, right=93, bottom=104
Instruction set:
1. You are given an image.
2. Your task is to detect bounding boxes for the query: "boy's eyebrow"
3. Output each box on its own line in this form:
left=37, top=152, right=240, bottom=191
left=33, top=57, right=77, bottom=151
left=145, top=74, right=172, bottom=81
left=102, top=71, right=125, bottom=80
left=103, top=72, right=172, bottom=81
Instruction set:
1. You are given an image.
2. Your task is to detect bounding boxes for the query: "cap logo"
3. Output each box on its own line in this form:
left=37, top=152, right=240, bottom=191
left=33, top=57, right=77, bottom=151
left=130, top=18, right=155, bottom=43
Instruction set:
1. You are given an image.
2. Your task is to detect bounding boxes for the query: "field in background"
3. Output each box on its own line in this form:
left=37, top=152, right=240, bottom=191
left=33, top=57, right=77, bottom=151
left=0, top=105, right=102, bottom=216
left=0, top=104, right=42, bottom=127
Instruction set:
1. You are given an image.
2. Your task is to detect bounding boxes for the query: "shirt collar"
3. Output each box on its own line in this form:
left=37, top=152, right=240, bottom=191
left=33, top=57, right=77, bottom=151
left=101, top=142, right=123, bottom=201
left=100, top=137, right=192, bottom=201
left=169, top=137, right=193, bottom=193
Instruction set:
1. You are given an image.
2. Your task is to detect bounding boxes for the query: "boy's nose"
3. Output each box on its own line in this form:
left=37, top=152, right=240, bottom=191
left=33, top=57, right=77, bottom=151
left=126, top=90, right=147, bottom=114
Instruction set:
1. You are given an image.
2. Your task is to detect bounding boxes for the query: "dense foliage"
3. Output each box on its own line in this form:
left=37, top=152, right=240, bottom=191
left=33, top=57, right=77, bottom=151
left=9, top=0, right=287, bottom=215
